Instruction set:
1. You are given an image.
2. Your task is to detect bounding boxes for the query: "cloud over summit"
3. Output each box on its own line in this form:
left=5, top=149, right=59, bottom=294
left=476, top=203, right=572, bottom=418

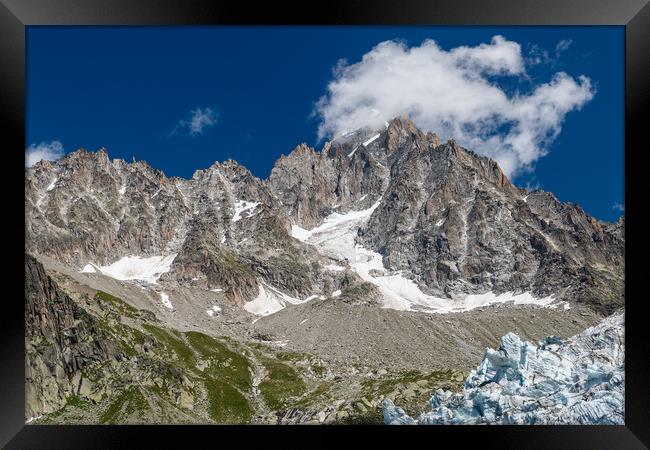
left=25, top=140, right=65, bottom=167
left=315, top=36, right=594, bottom=177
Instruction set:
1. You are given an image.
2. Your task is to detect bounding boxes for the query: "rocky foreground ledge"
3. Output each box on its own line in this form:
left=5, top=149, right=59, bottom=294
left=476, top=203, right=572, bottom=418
left=383, top=309, right=624, bottom=425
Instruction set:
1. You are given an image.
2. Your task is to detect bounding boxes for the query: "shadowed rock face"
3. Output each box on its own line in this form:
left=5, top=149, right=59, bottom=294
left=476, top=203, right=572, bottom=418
left=25, top=118, right=623, bottom=313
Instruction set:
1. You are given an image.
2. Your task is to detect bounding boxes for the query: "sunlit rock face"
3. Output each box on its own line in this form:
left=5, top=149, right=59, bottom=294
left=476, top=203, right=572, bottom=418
left=384, top=310, right=624, bottom=425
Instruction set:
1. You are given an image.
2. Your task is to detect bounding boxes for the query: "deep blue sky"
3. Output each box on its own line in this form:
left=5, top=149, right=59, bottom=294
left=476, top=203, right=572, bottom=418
left=27, top=26, right=624, bottom=222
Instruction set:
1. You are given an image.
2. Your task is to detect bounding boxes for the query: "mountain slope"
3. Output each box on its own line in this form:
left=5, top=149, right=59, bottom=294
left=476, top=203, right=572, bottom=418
left=25, top=118, right=624, bottom=315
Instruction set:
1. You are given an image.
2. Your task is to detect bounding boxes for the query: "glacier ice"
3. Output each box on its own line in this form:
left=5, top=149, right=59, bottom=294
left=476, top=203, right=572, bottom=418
left=243, top=282, right=323, bottom=316
left=80, top=254, right=177, bottom=284
left=383, top=310, right=624, bottom=425
left=291, top=201, right=559, bottom=314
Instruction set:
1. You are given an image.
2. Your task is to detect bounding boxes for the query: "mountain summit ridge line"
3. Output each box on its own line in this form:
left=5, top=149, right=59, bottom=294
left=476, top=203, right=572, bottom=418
left=26, top=117, right=624, bottom=315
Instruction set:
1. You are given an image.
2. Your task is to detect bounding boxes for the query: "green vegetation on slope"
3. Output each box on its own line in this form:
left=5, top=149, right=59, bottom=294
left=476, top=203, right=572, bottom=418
left=100, top=386, right=148, bottom=424
left=94, top=290, right=138, bottom=317
left=185, top=331, right=252, bottom=391
left=142, top=323, right=196, bottom=368
left=203, top=378, right=254, bottom=423
left=258, top=357, right=306, bottom=410
left=43, top=288, right=262, bottom=424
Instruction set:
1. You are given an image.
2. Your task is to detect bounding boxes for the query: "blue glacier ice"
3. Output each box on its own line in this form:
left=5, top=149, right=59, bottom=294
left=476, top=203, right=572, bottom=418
left=383, top=310, right=624, bottom=425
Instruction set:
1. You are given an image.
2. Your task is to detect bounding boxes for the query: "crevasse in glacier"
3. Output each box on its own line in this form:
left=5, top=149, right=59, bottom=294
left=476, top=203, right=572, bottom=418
left=383, top=310, right=624, bottom=425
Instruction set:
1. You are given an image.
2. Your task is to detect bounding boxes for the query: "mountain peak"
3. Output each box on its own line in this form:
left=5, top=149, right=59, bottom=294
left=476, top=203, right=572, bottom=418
left=386, top=115, right=419, bottom=134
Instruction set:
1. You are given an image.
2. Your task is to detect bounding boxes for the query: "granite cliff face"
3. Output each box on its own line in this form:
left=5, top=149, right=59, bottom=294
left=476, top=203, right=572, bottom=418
left=268, top=118, right=624, bottom=314
left=25, top=254, right=122, bottom=419
left=25, top=118, right=624, bottom=314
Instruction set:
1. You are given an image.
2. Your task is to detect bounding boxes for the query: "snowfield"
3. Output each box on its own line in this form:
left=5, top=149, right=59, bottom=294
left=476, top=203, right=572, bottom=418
left=79, top=254, right=177, bottom=284
left=384, top=310, right=625, bottom=425
left=291, top=201, right=560, bottom=314
left=244, top=282, right=322, bottom=316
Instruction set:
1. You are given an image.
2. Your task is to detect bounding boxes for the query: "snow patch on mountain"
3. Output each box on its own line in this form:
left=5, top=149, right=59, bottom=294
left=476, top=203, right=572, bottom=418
left=80, top=254, right=177, bottom=284
left=362, top=133, right=381, bottom=147
left=81, top=263, right=98, bottom=273
left=244, top=282, right=320, bottom=316
left=291, top=200, right=382, bottom=258
left=46, top=179, right=58, bottom=191
left=384, top=310, right=624, bottom=425
left=159, top=292, right=173, bottom=310
left=232, top=200, right=260, bottom=222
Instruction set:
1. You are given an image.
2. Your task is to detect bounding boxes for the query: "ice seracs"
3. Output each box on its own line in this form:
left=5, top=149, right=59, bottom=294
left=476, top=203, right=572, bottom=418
left=383, top=310, right=625, bottom=425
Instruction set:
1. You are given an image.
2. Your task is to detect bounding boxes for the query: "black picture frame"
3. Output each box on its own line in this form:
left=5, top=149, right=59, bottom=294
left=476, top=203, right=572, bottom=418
left=2, top=0, right=648, bottom=448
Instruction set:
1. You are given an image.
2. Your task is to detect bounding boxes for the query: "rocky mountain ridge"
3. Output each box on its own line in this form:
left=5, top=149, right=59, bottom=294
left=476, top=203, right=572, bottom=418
left=26, top=117, right=624, bottom=315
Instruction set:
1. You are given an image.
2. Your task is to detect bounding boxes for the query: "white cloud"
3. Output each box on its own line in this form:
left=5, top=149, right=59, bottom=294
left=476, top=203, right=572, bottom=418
left=172, top=107, right=217, bottom=136
left=555, top=39, right=573, bottom=56
left=25, top=140, right=65, bottom=167
left=315, top=36, right=595, bottom=177
left=612, top=202, right=624, bottom=212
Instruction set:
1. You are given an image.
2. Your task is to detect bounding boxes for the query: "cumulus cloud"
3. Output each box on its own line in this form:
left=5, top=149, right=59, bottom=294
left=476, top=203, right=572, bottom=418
left=25, top=140, right=65, bottom=167
left=314, top=36, right=595, bottom=177
left=171, top=107, right=218, bottom=136
left=612, top=202, right=625, bottom=212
